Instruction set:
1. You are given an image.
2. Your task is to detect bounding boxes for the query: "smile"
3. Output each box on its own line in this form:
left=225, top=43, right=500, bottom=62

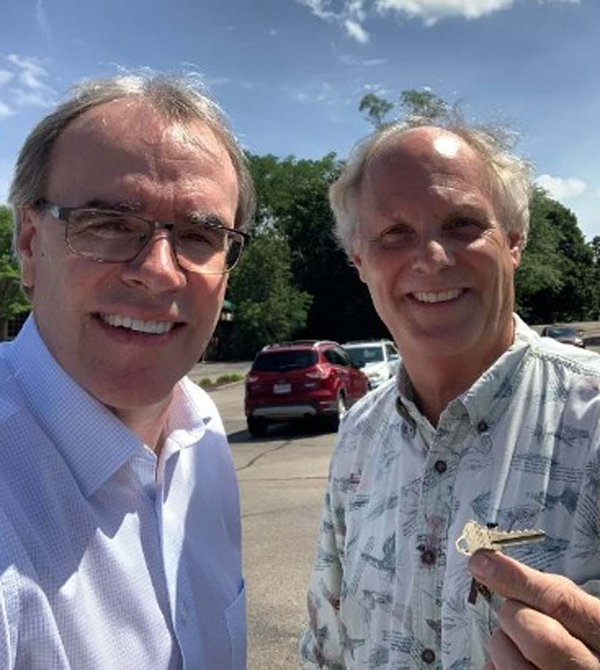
left=99, top=313, right=175, bottom=334
left=412, top=289, right=464, bottom=304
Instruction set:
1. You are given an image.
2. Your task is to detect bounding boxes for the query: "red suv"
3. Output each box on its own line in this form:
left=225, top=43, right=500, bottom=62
left=245, top=340, right=369, bottom=437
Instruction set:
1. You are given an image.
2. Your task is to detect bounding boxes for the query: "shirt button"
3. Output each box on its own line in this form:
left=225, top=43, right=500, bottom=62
left=420, top=549, right=436, bottom=565
left=434, top=460, right=447, bottom=473
left=476, top=420, right=489, bottom=434
left=421, top=648, right=436, bottom=664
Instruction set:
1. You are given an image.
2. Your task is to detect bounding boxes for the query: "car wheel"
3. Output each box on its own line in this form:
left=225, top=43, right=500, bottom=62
left=327, top=392, right=348, bottom=432
left=247, top=416, right=268, bottom=438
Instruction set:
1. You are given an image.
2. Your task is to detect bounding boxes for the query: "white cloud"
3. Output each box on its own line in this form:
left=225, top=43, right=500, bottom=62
left=537, top=174, right=587, bottom=200
left=284, top=80, right=344, bottom=106
left=0, top=101, right=13, bottom=118
left=344, top=19, right=369, bottom=42
left=298, top=0, right=581, bottom=36
left=35, top=0, right=52, bottom=39
left=0, top=70, right=14, bottom=87
left=375, top=0, right=515, bottom=25
left=362, top=58, right=387, bottom=66
left=0, top=53, right=57, bottom=113
left=0, top=160, right=13, bottom=204
left=297, top=0, right=369, bottom=43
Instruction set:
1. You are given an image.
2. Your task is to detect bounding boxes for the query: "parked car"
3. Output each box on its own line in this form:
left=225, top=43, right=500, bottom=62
left=245, top=340, right=369, bottom=437
left=342, top=340, right=400, bottom=389
left=541, top=324, right=585, bottom=348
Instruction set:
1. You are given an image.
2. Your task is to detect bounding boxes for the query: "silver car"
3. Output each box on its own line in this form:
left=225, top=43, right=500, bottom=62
left=343, top=340, right=400, bottom=389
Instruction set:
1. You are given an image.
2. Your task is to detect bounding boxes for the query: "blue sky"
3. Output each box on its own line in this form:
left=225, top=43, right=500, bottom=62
left=1, top=0, right=599, bottom=240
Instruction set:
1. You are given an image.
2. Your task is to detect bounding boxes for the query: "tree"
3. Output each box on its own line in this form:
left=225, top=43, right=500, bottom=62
left=247, top=152, right=388, bottom=344
left=359, top=88, right=449, bottom=127
left=358, top=93, right=394, bottom=128
left=516, top=188, right=596, bottom=323
left=227, top=230, right=312, bottom=358
left=0, top=206, right=29, bottom=340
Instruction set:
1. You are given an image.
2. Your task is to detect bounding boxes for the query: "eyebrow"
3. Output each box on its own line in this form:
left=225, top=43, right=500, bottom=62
left=80, top=201, right=230, bottom=228
left=82, top=198, right=143, bottom=212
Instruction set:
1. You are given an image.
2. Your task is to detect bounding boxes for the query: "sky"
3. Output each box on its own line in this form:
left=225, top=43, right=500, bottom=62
left=1, top=0, right=599, bottom=240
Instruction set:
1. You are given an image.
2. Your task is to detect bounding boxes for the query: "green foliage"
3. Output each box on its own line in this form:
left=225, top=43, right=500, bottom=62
left=0, top=206, right=29, bottom=339
left=516, top=188, right=596, bottom=323
left=228, top=230, right=312, bottom=358
left=359, top=88, right=449, bottom=127
left=246, top=152, right=387, bottom=345
left=359, top=93, right=394, bottom=128
left=197, top=374, right=243, bottom=390
left=399, top=89, right=448, bottom=122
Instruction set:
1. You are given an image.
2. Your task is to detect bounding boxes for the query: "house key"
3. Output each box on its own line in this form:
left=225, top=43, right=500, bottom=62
left=456, top=520, right=546, bottom=604
left=456, top=520, right=546, bottom=556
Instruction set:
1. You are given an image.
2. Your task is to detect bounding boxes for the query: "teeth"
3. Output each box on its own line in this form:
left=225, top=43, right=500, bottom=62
left=101, top=314, right=174, bottom=334
left=413, top=289, right=463, bottom=304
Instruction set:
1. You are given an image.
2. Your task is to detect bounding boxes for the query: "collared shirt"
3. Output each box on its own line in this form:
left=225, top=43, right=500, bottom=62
left=0, top=316, right=245, bottom=669
left=300, top=316, right=600, bottom=669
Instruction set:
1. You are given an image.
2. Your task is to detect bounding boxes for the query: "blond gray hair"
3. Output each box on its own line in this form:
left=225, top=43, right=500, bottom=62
left=9, top=71, right=256, bottom=253
left=330, top=118, right=533, bottom=256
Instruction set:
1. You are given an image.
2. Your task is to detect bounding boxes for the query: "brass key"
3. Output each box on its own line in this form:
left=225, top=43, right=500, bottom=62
left=456, top=520, right=546, bottom=556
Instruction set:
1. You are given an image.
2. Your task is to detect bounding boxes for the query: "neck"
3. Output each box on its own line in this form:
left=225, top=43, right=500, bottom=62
left=403, top=325, right=515, bottom=427
left=109, top=393, right=174, bottom=456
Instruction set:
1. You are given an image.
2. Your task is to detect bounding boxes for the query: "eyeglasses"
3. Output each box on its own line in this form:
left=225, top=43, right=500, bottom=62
left=36, top=200, right=249, bottom=274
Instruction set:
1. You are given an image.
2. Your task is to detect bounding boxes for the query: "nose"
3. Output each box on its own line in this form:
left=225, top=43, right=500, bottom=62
left=121, top=232, right=187, bottom=294
left=411, top=235, right=455, bottom=274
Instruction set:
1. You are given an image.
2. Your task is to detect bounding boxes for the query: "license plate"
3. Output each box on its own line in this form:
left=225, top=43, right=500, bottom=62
left=273, top=382, right=291, bottom=394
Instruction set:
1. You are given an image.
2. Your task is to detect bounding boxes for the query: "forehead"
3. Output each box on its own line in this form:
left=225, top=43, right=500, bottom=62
left=359, top=128, right=494, bottom=214
left=46, top=99, right=238, bottom=208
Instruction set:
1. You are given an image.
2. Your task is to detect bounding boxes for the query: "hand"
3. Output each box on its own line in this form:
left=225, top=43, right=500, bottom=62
left=469, top=550, right=600, bottom=669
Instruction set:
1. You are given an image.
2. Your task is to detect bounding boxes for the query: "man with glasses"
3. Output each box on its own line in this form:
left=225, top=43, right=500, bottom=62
left=0, top=73, right=253, bottom=669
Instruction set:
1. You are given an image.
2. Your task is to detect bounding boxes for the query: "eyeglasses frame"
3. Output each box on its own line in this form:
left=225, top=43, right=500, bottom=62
left=35, top=199, right=250, bottom=275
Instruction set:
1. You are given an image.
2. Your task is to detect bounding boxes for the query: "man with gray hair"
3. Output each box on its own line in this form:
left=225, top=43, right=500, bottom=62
left=0, top=73, right=253, bottom=669
left=301, top=121, right=600, bottom=668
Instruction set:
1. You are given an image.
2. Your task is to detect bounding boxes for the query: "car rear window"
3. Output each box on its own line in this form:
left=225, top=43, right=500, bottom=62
left=345, top=346, right=384, bottom=366
left=253, top=350, right=318, bottom=372
left=546, top=326, right=577, bottom=338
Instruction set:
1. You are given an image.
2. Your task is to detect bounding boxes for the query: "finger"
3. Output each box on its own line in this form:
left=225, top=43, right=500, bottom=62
left=488, top=628, right=538, bottom=670
left=497, top=598, right=600, bottom=670
left=470, top=550, right=600, bottom=652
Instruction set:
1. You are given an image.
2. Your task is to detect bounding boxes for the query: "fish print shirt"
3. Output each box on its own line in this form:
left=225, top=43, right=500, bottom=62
left=300, top=316, right=600, bottom=669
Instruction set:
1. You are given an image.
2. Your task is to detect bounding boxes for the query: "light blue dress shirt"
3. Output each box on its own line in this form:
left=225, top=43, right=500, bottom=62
left=0, top=316, right=245, bottom=669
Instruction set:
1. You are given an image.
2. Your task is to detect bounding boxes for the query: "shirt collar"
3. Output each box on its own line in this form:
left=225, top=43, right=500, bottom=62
left=6, top=315, right=143, bottom=498
left=396, top=314, right=535, bottom=433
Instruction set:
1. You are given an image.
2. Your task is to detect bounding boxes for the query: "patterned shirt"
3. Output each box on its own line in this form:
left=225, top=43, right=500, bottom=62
left=0, top=316, right=245, bottom=669
left=300, top=316, right=600, bottom=669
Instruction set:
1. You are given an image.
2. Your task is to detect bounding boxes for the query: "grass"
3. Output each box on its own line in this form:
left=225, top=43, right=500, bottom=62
left=197, top=373, right=244, bottom=390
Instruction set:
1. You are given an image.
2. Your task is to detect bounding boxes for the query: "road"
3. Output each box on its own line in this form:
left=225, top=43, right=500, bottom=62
left=205, top=379, right=334, bottom=669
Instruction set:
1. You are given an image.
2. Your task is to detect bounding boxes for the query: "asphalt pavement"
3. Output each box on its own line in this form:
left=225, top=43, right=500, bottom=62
left=207, top=380, right=334, bottom=669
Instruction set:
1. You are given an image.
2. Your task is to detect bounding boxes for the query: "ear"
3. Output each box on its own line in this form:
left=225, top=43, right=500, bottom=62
left=17, top=207, right=39, bottom=289
left=507, top=231, right=522, bottom=269
left=351, top=251, right=368, bottom=284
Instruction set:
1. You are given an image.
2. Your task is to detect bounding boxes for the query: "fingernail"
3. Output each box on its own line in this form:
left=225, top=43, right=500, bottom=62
left=469, top=550, right=494, bottom=580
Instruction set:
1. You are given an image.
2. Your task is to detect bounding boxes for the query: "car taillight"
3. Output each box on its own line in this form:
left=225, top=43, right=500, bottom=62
left=247, top=374, right=260, bottom=383
left=305, top=365, right=328, bottom=379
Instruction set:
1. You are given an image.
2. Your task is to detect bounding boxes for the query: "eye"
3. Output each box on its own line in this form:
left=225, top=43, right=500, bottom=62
left=445, top=217, right=485, bottom=238
left=372, top=224, right=414, bottom=249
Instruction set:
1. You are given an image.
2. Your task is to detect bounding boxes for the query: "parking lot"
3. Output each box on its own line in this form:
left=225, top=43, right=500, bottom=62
left=194, top=374, right=335, bottom=669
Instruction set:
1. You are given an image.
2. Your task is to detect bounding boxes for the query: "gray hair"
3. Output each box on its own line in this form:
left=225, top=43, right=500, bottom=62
left=330, top=118, right=533, bottom=256
left=8, top=71, right=256, bottom=252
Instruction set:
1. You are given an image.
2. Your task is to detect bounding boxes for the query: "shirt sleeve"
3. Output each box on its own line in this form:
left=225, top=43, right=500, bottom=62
left=299, top=479, right=346, bottom=669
